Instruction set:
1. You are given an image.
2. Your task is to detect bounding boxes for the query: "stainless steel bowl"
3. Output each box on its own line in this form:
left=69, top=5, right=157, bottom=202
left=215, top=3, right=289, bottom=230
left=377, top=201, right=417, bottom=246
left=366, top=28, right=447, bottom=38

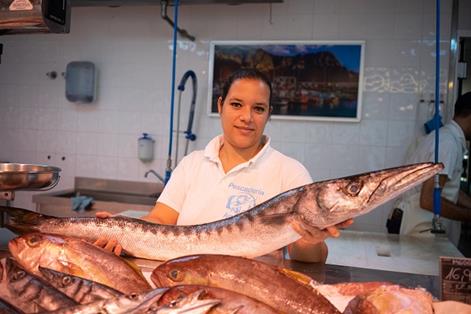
left=0, top=163, right=61, bottom=191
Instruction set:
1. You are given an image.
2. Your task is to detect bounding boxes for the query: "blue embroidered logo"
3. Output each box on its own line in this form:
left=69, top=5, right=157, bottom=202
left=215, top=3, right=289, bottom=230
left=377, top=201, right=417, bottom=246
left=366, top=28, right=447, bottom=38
left=224, top=194, right=256, bottom=217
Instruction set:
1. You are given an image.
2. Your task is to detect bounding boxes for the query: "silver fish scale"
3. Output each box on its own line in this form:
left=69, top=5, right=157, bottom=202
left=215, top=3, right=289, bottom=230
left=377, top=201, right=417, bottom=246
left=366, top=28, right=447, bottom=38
left=37, top=214, right=301, bottom=260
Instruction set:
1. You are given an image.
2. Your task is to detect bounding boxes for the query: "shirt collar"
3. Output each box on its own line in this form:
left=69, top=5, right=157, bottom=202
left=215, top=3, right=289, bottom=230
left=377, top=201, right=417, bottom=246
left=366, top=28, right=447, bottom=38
left=204, top=134, right=272, bottom=168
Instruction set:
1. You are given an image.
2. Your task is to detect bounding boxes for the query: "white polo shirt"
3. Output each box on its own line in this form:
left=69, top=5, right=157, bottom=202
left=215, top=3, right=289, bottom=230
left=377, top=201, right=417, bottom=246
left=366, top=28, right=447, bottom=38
left=157, top=135, right=313, bottom=225
left=398, top=120, right=467, bottom=245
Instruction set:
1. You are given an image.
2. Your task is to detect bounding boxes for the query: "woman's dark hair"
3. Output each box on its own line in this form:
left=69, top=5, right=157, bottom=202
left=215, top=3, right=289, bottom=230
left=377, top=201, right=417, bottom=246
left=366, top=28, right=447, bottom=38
left=220, top=68, right=272, bottom=104
left=454, top=92, right=471, bottom=118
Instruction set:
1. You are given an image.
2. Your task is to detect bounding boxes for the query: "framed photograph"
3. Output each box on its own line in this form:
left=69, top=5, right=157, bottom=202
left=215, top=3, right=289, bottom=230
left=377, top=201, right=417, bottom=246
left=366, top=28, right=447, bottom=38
left=208, top=40, right=365, bottom=122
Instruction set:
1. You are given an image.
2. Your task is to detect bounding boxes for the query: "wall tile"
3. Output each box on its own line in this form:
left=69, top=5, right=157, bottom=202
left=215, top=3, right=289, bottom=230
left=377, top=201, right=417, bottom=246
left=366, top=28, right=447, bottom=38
left=359, top=120, right=388, bottom=146
left=312, top=14, right=339, bottom=40
left=336, top=14, right=368, bottom=39
left=313, top=0, right=339, bottom=14
left=331, top=123, right=361, bottom=145
left=96, top=156, right=118, bottom=179
left=362, top=91, right=391, bottom=120
left=389, top=93, right=420, bottom=121
left=395, top=14, right=423, bottom=40
left=75, top=155, right=98, bottom=178
left=76, top=133, right=98, bottom=156
left=387, top=120, right=416, bottom=147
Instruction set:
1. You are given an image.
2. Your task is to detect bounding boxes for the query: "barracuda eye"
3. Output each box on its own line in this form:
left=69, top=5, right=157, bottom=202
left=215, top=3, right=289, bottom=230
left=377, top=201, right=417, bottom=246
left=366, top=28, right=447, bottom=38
left=61, top=276, right=72, bottom=286
left=11, top=270, right=26, bottom=281
left=27, top=235, right=41, bottom=247
left=168, top=269, right=184, bottom=282
left=345, top=182, right=362, bottom=196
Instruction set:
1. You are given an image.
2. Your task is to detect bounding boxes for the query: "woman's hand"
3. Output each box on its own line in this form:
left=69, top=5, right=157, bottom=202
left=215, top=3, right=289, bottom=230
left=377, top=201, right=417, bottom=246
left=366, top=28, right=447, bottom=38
left=288, top=219, right=354, bottom=263
left=323, top=219, right=354, bottom=239
left=291, top=219, right=354, bottom=244
left=94, top=211, right=123, bottom=256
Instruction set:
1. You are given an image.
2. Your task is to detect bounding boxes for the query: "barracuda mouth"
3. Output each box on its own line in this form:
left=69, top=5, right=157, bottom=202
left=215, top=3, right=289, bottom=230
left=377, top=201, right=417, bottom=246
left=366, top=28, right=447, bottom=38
left=368, top=162, right=444, bottom=205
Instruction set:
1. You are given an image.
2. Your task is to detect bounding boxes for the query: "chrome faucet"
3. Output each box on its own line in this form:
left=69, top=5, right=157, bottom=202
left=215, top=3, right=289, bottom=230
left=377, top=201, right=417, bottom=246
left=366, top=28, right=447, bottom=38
left=144, top=170, right=165, bottom=184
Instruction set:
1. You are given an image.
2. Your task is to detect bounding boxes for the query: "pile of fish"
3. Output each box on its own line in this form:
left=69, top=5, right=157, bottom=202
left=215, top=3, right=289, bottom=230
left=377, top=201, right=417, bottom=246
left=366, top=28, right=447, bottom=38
left=0, top=233, right=231, bottom=313
left=2, top=236, right=470, bottom=313
left=2, top=162, right=469, bottom=313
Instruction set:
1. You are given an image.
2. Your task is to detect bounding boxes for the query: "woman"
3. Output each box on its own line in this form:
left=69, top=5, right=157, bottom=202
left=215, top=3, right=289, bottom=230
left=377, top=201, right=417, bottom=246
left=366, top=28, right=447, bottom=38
left=96, top=69, right=351, bottom=262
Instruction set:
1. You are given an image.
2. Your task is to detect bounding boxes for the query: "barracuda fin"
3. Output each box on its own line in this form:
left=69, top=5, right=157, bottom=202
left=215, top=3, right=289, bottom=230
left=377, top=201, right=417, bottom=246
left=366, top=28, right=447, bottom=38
left=258, top=212, right=293, bottom=226
left=0, top=206, right=45, bottom=234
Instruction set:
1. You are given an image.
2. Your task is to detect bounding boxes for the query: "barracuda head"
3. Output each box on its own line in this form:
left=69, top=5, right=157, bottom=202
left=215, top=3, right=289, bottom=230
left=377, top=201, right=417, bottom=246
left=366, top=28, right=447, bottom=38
left=296, top=162, right=443, bottom=229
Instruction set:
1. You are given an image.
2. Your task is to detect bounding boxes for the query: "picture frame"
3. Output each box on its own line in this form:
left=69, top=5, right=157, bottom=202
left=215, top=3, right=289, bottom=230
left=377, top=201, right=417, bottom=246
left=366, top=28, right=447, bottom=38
left=208, top=40, right=365, bottom=122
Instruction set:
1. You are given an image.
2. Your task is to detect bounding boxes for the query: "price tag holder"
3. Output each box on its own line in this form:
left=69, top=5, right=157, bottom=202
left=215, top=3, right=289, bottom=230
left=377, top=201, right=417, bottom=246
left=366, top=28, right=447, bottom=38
left=440, top=256, right=471, bottom=304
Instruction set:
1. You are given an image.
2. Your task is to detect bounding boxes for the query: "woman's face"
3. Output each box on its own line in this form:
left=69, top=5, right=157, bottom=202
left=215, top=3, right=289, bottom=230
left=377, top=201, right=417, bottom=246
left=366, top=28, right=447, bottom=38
left=218, top=78, right=271, bottom=152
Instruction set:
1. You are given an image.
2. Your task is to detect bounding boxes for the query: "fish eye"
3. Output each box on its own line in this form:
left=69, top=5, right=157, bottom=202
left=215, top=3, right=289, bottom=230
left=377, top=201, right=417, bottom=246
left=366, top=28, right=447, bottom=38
left=11, top=270, right=26, bottom=281
left=61, top=276, right=72, bottom=286
left=168, top=269, right=183, bottom=282
left=128, top=293, right=138, bottom=300
left=346, top=182, right=362, bottom=196
left=27, top=235, right=41, bottom=247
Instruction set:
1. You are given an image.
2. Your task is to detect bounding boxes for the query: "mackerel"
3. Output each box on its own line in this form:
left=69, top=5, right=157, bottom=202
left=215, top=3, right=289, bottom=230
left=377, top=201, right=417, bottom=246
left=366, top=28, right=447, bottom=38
left=1, top=162, right=443, bottom=261
left=157, top=285, right=278, bottom=314
left=0, top=257, right=77, bottom=313
left=38, top=266, right=123, bottom=304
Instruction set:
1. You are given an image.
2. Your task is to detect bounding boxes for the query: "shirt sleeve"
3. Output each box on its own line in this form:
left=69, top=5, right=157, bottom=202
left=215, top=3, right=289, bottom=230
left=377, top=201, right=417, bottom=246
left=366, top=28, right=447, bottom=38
left=438, top=134, right=460, bottom=180
left=156, top=156, right=191, bottom=214
left=282, top=159, right=313, bottom=191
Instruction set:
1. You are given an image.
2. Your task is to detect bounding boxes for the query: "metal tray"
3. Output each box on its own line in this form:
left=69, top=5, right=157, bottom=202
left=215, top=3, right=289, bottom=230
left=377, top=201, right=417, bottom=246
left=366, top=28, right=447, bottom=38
left=0, top=163, right=61, bottom=191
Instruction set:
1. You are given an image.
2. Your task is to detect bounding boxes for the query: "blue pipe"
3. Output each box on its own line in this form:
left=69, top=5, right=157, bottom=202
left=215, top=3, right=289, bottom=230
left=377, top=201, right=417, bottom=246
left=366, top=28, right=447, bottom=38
left=177, top=70, right=197, bottom=141
left=433, top=0, right=441, bottom=217
left=165, top=0, right=180, bottom=184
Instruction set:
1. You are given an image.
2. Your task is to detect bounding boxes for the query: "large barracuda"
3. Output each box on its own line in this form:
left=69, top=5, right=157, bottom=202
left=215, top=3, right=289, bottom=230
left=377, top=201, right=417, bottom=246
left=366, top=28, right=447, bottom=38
left=1, top=162, right=442, bottom=261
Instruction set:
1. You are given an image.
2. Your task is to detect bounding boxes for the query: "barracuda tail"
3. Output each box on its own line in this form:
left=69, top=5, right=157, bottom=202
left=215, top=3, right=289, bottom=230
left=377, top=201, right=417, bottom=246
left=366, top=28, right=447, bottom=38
left=0, top=206, right=44, bottom=234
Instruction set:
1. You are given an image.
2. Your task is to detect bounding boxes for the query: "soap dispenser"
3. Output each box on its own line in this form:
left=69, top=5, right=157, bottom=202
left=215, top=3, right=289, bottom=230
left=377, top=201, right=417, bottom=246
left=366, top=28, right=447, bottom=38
left=138, top=133, right=154, bottom=162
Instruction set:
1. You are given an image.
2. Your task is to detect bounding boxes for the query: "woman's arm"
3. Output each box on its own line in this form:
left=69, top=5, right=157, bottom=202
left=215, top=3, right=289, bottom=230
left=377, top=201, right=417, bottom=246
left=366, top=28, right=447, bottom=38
left=420, top=176, right=471, bottom=222
left=288, top=240, right=328, bottom=263
left=141, top=202, right=179, bottom=225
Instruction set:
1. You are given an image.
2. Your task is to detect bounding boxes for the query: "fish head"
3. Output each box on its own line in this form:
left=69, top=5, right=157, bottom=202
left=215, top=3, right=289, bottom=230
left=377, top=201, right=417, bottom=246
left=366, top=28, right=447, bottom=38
left=158, top=286, right=196, bottom=306
left=8, top=233, right=66, bottom=274
left=151, top=255, right=212, bottom=288
left=38, top=266, right=76, bottom=288
left=161, top=290, right=220, bottom=314
left=5, top=258, right=30, bottom=285
left=296, top=162, right=443, bottom=229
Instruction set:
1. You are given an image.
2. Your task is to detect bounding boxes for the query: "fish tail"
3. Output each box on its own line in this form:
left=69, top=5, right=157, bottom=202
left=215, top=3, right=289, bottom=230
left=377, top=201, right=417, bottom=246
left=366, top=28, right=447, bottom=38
left=0, top=205, right=44, bottom=234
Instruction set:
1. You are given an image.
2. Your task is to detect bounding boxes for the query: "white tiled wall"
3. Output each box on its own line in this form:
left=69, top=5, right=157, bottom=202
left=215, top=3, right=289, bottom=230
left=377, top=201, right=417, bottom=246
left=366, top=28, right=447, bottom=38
left=0, top=0, right=464, bottom=232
